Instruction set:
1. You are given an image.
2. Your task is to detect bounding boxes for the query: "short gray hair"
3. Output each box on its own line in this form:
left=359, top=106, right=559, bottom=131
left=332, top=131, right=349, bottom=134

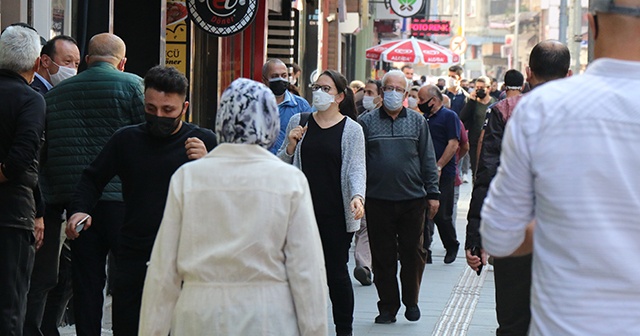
left=0, top=26, right=41, bottom=73
left=382, top=70, right=410, bottom=92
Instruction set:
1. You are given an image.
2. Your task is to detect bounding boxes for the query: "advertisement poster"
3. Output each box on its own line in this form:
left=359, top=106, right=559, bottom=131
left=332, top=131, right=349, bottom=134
left=166, top=1, right=190, bottom=76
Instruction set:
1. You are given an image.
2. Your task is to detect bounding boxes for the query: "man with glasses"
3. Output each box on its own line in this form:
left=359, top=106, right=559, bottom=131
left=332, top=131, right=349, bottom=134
left=481, top=1, right=640, bottom=334
left=262, top=59, right=311, bottom=154
left=358, top=70, right=440, bottom=324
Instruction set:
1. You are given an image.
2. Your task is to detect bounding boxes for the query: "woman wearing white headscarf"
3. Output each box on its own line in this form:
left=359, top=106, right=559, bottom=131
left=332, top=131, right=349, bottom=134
left=138, top=78, right=328, bottom=336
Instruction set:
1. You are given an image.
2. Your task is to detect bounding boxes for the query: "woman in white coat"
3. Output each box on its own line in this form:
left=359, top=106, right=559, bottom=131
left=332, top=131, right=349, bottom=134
left=138, top=78, right=328, bottom=336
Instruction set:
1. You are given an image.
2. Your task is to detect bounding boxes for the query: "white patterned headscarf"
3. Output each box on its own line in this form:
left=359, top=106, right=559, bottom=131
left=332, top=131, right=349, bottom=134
left=215, top=78, right=280, bottom=148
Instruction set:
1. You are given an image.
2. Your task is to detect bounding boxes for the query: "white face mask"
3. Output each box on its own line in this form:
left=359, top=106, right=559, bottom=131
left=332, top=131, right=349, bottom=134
left=407, top=97, right=418, bottom=108
left=383, top=90, right=404, bottom=111
left=312, top=89, right=335, bottom=111
left=447, top=77, right=457, bottom=90
left=49, top=61, right=77, bottom=86
left=362, top=96, right=377, bottom=111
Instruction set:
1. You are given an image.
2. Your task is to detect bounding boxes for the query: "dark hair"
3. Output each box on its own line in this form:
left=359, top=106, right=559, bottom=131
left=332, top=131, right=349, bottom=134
left=41, top=35, right=77, bottom=58
left=503, top=69, right=524, bottom=87
left=291, top=62, right=301, bottom=74
left=448, top=65, right=463, bottom=76
left=366, top=79, right=382, bottom=95
left=529, top=40, right=570, bottom=81
left=320, top=69, right=357, bottom=121
left=144, top=65, right=189, bottom=96
left=401, top=65, right=413, bottom=72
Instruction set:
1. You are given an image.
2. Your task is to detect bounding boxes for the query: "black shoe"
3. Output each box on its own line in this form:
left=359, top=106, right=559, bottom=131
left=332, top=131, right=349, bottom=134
left=374, top=312, right=397, bottom=324
left=404, top=306, right=421, bottom=321
left=444, top=245, right=459, bottom=264
left=354, top=266, right=373, bottom=286
left=426, top=249, right=432, bottom=264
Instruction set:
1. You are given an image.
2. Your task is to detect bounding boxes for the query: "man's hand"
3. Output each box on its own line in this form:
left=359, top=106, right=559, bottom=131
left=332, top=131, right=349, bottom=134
left=66, top=212, right=92, bottom=240
left=34, top=217, right=44, bottom=250
left=468, top=90, right=477, bottom=101
left=350, top=197, right=364, bottom=220
left=427, top=199, right=440, bottom=219
left=185, top=137, right=208, bottom=160
left=466, top=248, right=487, bottom=272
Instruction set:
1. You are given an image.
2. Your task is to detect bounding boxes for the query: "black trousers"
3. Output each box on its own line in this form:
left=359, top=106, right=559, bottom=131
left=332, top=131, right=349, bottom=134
left=23, top=203, right=65, bottom=336
left=365, top=197, right=427, bottom=315
left=0, top=227, right=35, bottom=336
left=494, top=254, right=532, bottom=336
left=71, top=201, right=124, bottom=336
left=317, top=214, right=354, bottom=335
left=111, top=250, right=148, bottom=336
left=41, top=241, right=73, bottom=335
left=425, top=173, right=459, bottom=251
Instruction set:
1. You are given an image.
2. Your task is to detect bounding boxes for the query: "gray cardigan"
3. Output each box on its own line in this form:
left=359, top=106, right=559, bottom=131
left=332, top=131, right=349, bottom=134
left=277, top=113, right=366, bottom=233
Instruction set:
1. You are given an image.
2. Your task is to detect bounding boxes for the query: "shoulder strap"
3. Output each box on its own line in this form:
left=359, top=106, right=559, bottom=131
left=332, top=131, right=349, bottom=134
left=298, top=112, right=312, bottom=127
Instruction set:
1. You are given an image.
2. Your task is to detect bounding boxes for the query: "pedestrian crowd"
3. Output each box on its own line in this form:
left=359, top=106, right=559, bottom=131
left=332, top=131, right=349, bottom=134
left=2, top=1, right=640, bottom=334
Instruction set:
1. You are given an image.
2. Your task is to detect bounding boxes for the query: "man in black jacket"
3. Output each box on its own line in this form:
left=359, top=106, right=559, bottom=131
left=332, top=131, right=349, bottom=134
left=0, top=25, right=46, bottom=336
left=65, top=66, right=217, bottom=335
left=464, top=40, right=571, bottom=336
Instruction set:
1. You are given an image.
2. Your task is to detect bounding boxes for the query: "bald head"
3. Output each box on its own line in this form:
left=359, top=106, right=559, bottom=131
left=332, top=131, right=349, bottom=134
left=87, top=33, right=126, bottom=66
left=528, top=40, right=570, bottom=85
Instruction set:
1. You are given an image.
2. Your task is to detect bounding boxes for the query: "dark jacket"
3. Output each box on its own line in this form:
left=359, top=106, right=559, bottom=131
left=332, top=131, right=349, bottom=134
left=41, top=62, right=145, bottom=204
left=358, top=107, right=440, bottom=201
left=0, top=69, right=46, bottom=230
left=465, top=95, right=522, bottom=249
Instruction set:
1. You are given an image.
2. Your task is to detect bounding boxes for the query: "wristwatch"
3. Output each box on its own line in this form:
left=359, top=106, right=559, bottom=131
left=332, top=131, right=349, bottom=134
left=437, top=165, right=442, bottom=172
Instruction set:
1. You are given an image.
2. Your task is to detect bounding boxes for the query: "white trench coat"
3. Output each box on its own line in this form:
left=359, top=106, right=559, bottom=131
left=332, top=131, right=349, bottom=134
left=138, top=144, right=328, bottom=336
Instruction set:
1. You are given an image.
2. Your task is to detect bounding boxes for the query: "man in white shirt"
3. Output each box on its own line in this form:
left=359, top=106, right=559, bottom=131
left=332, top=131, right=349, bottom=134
left=481, top=0, right=640, bottom=334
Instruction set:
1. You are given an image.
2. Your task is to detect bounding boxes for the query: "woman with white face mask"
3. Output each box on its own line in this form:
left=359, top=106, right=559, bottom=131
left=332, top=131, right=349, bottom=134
left=277, top=70, right=366, bottom=336
left=407, top=85, right=420, bottom=111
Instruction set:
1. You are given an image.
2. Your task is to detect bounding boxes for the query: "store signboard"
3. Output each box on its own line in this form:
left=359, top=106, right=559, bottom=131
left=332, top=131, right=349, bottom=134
left=188, top=0, right=258, bottom=36
left=387, top=0, right=425, bottom=18
left=410, top=19, right=450, bottom=36
left=166, top=1, right=190, bottom=76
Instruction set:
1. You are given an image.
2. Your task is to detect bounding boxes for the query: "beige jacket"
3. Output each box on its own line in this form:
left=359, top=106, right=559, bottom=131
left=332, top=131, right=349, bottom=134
left=139, top=144, right=328, bottom=336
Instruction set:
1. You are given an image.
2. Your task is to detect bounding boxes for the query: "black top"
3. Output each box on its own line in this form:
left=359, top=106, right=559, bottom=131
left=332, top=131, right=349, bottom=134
left=0, top=69, right=46, bottom=230
left=69, top=122, right=217, bottom=256
left=301, top=115, right=346, bottom=218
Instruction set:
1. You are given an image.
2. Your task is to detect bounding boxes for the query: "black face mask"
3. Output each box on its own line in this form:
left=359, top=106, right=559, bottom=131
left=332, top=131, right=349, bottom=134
left=418, top=97, right=434, bottom=115
left=145, top=113, right=181, bottom=138
left=476, top=89, right=487, bottom=99
left=269, top=78, right=289, bottom=97
left=436, top=84, right=444, bottom=91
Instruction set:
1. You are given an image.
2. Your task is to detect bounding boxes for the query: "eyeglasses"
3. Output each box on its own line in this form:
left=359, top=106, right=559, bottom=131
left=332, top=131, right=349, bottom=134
left=310, top=84, right=334, bottom=93
left=382, top=86, right=406, bottom=93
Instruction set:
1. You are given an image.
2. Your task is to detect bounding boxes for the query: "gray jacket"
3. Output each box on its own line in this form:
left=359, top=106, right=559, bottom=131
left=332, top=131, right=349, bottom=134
left=358, top=107, right=440, bottom=201
left=277, top=113, right=366, bottom=233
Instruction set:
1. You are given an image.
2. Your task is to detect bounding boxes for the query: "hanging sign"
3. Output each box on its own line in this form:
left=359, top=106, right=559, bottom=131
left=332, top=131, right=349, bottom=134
left=187, top=0, right=258, bottom=36
left=387, top=0, right=425, bottom=18
left=410, top=19, right=450, bottom=36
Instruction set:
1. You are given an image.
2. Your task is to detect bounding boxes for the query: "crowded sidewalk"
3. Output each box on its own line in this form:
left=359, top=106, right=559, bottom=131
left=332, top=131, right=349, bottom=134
left=59, top=181, right=498, bottom=336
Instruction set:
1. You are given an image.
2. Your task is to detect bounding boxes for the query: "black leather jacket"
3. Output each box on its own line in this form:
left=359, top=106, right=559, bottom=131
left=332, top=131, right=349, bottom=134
left=465, top=95, right=523, bottom=249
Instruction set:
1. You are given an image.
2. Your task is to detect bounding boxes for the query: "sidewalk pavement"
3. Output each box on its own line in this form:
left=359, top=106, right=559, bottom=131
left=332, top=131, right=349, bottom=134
left=60, top=181, right=498, bottom=336
left=343, top=181, right=498, bottom=336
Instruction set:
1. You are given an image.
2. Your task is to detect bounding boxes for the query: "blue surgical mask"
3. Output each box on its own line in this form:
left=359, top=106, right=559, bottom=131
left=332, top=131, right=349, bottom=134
left=383, top=90, right=404, bottom=111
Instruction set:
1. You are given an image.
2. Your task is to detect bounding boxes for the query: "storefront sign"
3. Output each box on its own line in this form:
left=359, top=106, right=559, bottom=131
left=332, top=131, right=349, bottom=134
left=187, top=0, right=258, bottom=36
left=410, top=19, right=450, bottom=36
left=387, top=0, right=424, bottom=18
left=166, top=1, right=190, bottom=75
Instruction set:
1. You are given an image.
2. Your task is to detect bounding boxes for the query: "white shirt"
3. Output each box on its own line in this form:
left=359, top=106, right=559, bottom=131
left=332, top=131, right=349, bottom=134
left=481, top=58, right=640, bottom=335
